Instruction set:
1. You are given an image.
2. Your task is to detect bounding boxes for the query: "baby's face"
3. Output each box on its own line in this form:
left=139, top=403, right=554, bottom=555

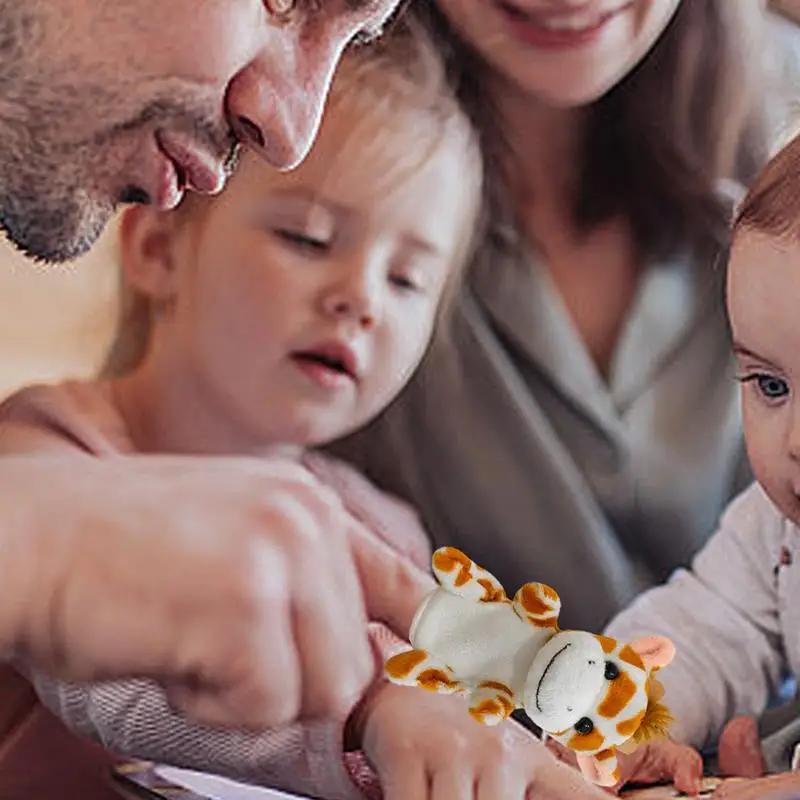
left=138, top=86, right=476, bottom=452
left=728, top=231, right=800, bottom=525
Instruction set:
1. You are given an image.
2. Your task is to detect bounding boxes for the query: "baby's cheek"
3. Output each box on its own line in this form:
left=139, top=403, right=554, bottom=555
left=742, top=403, right=779, bottom=487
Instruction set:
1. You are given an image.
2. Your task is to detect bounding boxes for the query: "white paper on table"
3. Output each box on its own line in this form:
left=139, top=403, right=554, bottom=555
left=154, top=765, right=314, bottom=800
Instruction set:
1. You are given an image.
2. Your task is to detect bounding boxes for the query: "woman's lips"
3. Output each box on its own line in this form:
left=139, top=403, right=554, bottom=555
left=496, top=2, right=629, bottom=49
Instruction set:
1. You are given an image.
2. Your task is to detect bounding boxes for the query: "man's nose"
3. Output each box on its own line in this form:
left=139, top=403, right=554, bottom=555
left=225, top=39, right=342, bottom=171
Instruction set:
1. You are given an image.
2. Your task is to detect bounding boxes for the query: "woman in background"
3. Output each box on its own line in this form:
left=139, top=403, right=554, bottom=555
left=338, top=0, right=778, bottom=632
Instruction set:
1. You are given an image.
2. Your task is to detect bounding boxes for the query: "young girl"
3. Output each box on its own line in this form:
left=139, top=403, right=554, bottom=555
left=0, top=22, right=612, bottom=800
left=594, top=130, right=800, bottom=799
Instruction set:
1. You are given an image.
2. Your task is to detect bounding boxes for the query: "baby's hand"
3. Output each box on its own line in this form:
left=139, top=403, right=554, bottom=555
left=545, top=736, right=703, bottom=795
left=359, top=683, right=611, bottom=799
left=716, top=716, right=767, bottom=779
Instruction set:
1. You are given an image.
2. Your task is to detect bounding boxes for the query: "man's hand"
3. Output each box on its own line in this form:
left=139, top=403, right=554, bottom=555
left=0, top=455, right=430, bottom=730
left=358, top=682, right=613, bottom=799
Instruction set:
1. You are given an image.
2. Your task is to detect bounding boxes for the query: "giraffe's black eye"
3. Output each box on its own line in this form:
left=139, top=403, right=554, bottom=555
left=604, top=661, right=620, bottom=680
left=574, top=717, right=594, bottom=735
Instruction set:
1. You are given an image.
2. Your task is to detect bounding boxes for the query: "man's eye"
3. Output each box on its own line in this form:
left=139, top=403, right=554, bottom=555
left=265, top=0, right=298, bottom=17
left=738, top=373, right=791, bottom=401
left=275, top=229, right=329, bottom=252
left=351, top=26, right=383, bottom=46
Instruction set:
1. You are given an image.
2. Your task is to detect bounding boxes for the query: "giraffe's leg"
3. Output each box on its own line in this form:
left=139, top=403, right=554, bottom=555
left=467, top=681, right=517, bottom=726
left=512, top=582, right=561, bottom=630
left=431, top=547, right=508, bottom=603
left=384, top=648, right=463, bottom=694
left=577, top=750, right=619, bottom=787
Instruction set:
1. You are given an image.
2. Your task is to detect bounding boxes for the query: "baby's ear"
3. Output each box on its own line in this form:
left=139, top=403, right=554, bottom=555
left=629, top=635, right=675, bottom=669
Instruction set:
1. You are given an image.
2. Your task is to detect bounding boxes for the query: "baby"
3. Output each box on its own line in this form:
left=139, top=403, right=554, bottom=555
left=0, top=20, right=611, bottom=800
left=594, top=129, right=800, bottom=800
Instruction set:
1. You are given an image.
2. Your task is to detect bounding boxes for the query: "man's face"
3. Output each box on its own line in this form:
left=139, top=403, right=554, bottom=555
left=0, top=0, right=400, bottom=263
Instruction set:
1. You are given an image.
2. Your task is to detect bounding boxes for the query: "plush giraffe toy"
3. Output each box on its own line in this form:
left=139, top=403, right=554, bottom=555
left=385, top=547, right=676, bottom=787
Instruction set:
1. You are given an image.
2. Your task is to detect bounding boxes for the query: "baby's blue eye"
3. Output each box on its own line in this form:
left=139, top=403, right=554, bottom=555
left=738, top=373, right=791, bottom=401
left=757, top=375, right=789, bottom=399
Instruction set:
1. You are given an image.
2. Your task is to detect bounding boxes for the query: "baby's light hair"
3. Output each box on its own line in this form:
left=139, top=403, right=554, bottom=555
left=101, top=18, right=483, bottom=379
left=733, top=129, right=800, bottom=242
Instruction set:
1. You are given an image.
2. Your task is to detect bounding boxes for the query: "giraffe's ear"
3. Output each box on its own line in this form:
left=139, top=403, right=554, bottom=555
left=629, top=635, right=676, bottom=669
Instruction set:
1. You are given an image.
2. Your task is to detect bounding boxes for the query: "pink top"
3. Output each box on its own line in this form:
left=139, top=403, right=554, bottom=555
left=0, top=380, right=435, bottom=800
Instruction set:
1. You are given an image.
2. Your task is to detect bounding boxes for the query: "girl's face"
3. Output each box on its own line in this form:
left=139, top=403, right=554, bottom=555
left=119, top=95, right=475, bottom=453
left=728, top=231, right=800, bottom=527
left=436, top=0, right=682, bottom=106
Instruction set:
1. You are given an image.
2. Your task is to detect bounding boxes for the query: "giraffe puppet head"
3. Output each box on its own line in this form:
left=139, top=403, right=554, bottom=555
left=524, top=631, right=675, bottom=785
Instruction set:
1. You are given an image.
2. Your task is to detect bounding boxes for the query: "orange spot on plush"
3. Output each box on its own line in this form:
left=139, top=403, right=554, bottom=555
left=479, top=680, right=512, bottom=695
left=418, top=668, right=460, bottom=692
left=433, top=548, right=473, bottom=587
left=596, top=635, right=617, bottom=654
left=519, top=584, right=553, bottom=616
left=469, top=700, right=503, bottom=723
left=477, top=578, right=508, bottom=603
left=599, top=670, right=637, bottom=718
left=385, top=650, right=427, bottom=680
left=619, top=644, right=645, bottom=670
left=568, top=729, right=605, bottom=752
left=617, top=709, right=646, bottom=738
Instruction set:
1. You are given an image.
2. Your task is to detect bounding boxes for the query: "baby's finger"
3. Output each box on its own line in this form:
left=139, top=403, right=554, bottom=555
left=671, top=746, right=704, bottom=795
left=718, top=717, right=766, bottom=778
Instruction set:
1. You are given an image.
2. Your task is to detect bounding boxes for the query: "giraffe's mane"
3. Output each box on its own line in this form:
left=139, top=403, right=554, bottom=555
left=631, top=673, right=673, bottom=744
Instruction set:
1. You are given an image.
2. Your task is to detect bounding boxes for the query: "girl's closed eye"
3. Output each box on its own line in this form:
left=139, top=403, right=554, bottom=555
left=390, top=271, right=423, bottom=293
left=274, top=227, right=332, bottom=255
left=737, top=372, right=791, bottom=403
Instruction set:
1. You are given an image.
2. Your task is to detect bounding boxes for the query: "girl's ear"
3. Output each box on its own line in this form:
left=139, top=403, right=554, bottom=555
left=629, top=635, right=676, bottom=669
left=117, top=205, right=183, bottom=303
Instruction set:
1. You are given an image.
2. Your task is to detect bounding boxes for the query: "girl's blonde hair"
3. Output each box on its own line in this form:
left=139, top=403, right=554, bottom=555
left=101, top=18, right=484, bottom=379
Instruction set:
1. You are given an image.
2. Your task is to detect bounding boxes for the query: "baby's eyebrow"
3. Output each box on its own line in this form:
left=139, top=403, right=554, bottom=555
left=732, top=342, right=779, bottom=368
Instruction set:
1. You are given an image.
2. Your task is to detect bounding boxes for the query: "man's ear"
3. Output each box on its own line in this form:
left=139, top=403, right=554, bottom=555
left=117, top=206, right=182, bottom=303
left=629, top=635, right=676, bottom=669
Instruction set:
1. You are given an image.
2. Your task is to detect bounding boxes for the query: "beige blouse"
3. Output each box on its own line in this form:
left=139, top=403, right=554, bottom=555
left=336, top=236, right=750, bottom=633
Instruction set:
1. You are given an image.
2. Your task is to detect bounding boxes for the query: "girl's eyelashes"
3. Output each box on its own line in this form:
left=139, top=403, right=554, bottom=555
left=390, top=274, right=421, bottom=292
left=274, top=228, right=330, bottom=253
left=737, top=372, right=791, bottom=402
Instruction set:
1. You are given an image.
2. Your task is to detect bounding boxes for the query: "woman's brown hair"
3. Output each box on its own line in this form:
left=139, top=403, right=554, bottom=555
left=415, top=0, right=773, bottom=261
